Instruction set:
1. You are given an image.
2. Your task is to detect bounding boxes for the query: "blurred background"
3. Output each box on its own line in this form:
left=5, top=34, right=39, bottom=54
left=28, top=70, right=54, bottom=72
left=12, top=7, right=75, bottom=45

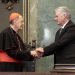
left=0, top=0, right=75, bottom=72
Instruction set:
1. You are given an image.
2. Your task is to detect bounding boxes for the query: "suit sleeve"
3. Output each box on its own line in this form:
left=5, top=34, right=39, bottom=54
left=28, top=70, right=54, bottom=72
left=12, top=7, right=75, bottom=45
left=43, top=27, right=75, bottom=56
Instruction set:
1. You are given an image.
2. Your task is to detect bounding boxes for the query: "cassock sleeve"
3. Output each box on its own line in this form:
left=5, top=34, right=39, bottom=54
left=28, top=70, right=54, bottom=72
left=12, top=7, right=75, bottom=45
left=0, top=31, right=34, bottom=61
left=0, top=31, right=17, bottom=50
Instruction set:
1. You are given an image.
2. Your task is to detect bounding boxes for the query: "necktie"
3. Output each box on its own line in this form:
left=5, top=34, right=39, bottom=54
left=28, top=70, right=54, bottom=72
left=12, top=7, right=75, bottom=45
left=59, top=28, right=63, bottom=34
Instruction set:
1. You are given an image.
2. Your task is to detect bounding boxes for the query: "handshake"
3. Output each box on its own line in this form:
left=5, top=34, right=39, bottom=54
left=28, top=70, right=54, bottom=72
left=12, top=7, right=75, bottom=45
left=30, top=47, right=44, bottom=58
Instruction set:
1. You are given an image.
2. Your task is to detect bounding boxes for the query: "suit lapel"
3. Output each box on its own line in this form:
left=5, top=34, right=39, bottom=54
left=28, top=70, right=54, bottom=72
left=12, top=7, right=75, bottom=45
left=59, top=20, right=73, bottom=37
left=55, top=20, right=73, bottom=40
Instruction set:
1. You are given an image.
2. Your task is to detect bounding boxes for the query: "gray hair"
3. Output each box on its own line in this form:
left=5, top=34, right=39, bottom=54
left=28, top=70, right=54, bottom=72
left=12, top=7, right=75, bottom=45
left=55, top=6, right=71, bottom=19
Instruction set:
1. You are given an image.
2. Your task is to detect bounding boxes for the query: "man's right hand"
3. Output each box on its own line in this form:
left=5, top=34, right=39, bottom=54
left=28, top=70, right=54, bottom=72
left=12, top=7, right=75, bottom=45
left=35, top=47, right=44, bottom=58
left=30, top=47, right=44, bottom=58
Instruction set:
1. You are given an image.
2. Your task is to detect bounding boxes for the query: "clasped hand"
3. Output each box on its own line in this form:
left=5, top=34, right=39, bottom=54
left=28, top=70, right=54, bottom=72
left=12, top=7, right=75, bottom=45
left=30, top=47, right=44, bottom=58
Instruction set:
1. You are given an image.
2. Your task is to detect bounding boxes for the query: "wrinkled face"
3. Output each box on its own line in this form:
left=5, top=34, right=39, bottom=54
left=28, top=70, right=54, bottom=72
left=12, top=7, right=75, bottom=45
left=54, top=10, right=66, bottom=26
left=14, top=16, right=24, bottom=30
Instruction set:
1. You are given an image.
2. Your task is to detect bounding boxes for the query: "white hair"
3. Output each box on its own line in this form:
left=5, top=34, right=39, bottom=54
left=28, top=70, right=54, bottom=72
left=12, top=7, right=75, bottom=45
left=55, top=6, right=71, bottom=19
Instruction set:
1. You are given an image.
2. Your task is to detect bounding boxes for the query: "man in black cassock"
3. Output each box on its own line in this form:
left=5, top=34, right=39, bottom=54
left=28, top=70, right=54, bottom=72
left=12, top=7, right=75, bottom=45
left=0, top=12, right=38, bottom=72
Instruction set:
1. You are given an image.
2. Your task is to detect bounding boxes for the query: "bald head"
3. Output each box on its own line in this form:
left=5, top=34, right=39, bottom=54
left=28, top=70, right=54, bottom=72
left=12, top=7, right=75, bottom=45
left=9, top=12, right=21, bottom=21
left=9, top=12, right=24, bottom=32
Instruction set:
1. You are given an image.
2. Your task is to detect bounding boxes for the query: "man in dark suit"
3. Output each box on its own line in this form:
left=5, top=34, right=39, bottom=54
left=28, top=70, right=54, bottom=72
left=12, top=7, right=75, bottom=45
left=36, top=6, right=75, bottom=67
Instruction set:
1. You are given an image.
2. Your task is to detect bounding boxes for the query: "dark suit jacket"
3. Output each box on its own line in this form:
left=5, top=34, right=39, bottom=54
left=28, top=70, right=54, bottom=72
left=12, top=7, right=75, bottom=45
left=43, top=20, right=75, bottom=64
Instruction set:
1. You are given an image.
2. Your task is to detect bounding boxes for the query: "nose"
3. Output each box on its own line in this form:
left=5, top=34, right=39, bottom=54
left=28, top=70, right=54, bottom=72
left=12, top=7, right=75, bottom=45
left=22, top=22, right=24, bottom=25
left=22, top=21, right=24, bottom=25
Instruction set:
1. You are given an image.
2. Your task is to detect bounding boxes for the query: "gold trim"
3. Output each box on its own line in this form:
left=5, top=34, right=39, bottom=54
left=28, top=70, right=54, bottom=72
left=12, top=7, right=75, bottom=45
left=23, top=0, right=27, bottom=42
left=28, top=0, right=30, bottom=43
left=23, top=0, right=24, bottom=42
left=55, top=64, right=75, bottom=66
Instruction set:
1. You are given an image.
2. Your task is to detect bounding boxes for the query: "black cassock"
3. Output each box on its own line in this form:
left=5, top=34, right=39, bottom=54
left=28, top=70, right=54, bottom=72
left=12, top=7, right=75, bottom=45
left=0, top=27, right=33, bottom=72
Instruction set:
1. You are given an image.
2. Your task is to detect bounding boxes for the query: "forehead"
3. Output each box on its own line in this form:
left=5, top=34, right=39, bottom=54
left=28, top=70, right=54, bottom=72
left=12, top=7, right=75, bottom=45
left=55, top=10, right=63, bottom=16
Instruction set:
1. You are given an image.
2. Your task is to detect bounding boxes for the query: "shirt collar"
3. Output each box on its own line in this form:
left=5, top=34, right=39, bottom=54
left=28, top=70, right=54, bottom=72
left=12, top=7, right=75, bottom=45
left=61, top=20, right=69, bottom=29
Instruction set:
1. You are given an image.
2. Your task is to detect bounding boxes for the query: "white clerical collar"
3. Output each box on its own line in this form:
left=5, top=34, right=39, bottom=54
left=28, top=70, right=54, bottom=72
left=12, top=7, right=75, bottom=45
left=61, top=20, right=69, bottom=29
